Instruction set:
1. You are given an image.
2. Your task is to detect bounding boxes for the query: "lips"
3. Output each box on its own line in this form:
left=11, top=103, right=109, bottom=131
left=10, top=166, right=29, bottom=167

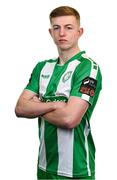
left=59, top=39, right=67, bottom=42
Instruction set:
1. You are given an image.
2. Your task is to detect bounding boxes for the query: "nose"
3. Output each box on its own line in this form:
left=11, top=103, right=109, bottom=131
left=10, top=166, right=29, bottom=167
left=59, top=27, right=66, bottom=37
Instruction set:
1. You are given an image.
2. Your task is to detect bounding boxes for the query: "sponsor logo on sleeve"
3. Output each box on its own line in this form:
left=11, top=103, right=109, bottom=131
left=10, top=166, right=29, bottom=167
left=79, top=77, right=97, bottom=97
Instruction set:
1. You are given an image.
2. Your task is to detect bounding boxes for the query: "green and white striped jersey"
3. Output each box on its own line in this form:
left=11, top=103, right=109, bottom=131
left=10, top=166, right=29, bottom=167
left=25, top=51, right=102, bottom=178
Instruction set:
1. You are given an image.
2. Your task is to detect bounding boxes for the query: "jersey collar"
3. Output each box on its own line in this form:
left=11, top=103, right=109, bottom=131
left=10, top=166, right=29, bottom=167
left=57, top=51, right=86, bottom=65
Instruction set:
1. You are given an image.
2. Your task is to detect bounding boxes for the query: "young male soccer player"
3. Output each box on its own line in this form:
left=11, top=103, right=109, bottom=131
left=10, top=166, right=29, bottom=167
left=15, top=6, right=102, bottom=179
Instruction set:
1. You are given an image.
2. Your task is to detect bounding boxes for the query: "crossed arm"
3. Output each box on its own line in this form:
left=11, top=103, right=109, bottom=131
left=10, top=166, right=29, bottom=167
left=15, top=90, right=89, bottom=129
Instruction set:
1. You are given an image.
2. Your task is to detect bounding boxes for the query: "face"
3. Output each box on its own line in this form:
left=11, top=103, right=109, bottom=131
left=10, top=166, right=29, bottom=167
left=49, top=16, right=83, bottom=51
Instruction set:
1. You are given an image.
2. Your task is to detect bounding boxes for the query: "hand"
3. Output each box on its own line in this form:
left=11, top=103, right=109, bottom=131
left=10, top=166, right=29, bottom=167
left=32, top=96, right=41, bottom=103
left=33, top=96, right=66, bottom=110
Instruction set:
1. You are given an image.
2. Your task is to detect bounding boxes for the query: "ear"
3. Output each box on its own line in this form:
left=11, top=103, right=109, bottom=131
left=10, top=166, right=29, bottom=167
left=49, top=28, right=52, bottom=37
left=78, top=27, right=84, bottom=37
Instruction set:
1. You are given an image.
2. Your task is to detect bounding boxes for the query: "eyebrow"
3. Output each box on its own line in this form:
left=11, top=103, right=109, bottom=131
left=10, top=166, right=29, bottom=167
left=52, top=24, right=73, bottom=27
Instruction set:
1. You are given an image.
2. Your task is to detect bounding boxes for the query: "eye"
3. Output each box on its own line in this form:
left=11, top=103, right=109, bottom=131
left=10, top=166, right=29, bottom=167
left=54, top=27, right=59, bottom=30
left=53, top=26, right=60, bottom=30
left=66, top=26, right=73, bottom=30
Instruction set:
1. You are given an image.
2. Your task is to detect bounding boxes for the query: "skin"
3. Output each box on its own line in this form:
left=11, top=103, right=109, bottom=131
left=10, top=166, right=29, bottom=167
left=49, top=16, right=83, bottom=64
left=15, top=15, right=89, bottom=129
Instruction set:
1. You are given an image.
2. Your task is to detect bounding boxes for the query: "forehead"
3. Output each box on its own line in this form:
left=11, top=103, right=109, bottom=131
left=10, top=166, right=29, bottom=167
left=51, top=15, right=78, bottom=26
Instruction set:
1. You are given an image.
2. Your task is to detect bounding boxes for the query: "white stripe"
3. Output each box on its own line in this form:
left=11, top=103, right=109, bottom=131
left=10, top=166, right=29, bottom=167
left=39, top=62, right=56, bottom=96
left=81, top=53, right=99, bottom=79
left=38, top=120, right=46, bottom=169
left=84, top=120, right=91, bottom=176
left=90, top=60, right=98, bottom=79
left=56, top=60, right=80, bottom=176
left=90, top=68, right=98, bottom=78
left=56, top=60, right=80, bottom=98
left=81, top=60, right=98, bottom=102
left=82, top=94, right=90, bottom=102
left=57, top=128, right=74, bottom=177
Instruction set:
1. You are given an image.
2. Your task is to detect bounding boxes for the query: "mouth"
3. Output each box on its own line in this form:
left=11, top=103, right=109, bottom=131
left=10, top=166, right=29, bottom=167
left=58, top=39, right=68, bottom=43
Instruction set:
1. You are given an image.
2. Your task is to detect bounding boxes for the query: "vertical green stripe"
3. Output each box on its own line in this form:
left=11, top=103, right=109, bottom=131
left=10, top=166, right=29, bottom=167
left=45, top=121, right=58, bottom=172
left=88, top=132, right=95, bottom=174
left=43, top=64, right=69, bottom=172
left=44, top=64, right=68, bottom=97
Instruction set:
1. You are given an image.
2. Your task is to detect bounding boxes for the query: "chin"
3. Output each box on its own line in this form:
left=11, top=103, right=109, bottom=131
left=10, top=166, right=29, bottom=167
left=58, top=45, right=72, bottom=51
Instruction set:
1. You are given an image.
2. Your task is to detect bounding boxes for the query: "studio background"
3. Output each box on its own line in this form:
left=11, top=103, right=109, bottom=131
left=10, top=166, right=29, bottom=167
left=0, top=0, right=116, bottom=179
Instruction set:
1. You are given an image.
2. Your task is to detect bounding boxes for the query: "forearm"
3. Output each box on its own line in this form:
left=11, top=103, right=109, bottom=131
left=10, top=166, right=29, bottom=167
left=42, top=96, right=89, bottom=129
left=15, top=98, right=55, bottom=118
left=43, top=107, right=70, bottom=128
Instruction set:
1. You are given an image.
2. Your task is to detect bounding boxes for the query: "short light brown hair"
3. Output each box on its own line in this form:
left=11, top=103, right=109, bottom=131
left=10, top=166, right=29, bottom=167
left=49, top=6, right=80, bottom=25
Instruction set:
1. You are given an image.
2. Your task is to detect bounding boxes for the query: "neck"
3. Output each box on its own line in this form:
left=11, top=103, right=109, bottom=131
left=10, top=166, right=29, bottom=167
left=58, top=47, right=81, bottom=65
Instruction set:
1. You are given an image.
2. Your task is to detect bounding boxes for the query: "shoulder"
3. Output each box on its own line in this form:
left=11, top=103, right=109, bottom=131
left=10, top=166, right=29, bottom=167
left=74, top=52, right=102, bottom=81
left=79, top=53, right=98, bottom=66
left=78, top=52, right=101, bottom=72
left=36, top=57, right=57, bottom=65
left=81, top=53, right=102, bottom=85
left=33, top=57, right=58, bottom=71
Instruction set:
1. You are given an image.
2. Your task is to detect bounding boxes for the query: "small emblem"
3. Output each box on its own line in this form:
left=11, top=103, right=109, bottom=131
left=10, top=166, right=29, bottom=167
left=62, top=71, right=72, bottom=83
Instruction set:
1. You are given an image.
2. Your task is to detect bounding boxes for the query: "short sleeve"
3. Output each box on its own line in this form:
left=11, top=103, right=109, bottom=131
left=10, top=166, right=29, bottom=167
left=70, top=60, right=102, bottom=105
left=25, top=62, right=45, bottom=94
